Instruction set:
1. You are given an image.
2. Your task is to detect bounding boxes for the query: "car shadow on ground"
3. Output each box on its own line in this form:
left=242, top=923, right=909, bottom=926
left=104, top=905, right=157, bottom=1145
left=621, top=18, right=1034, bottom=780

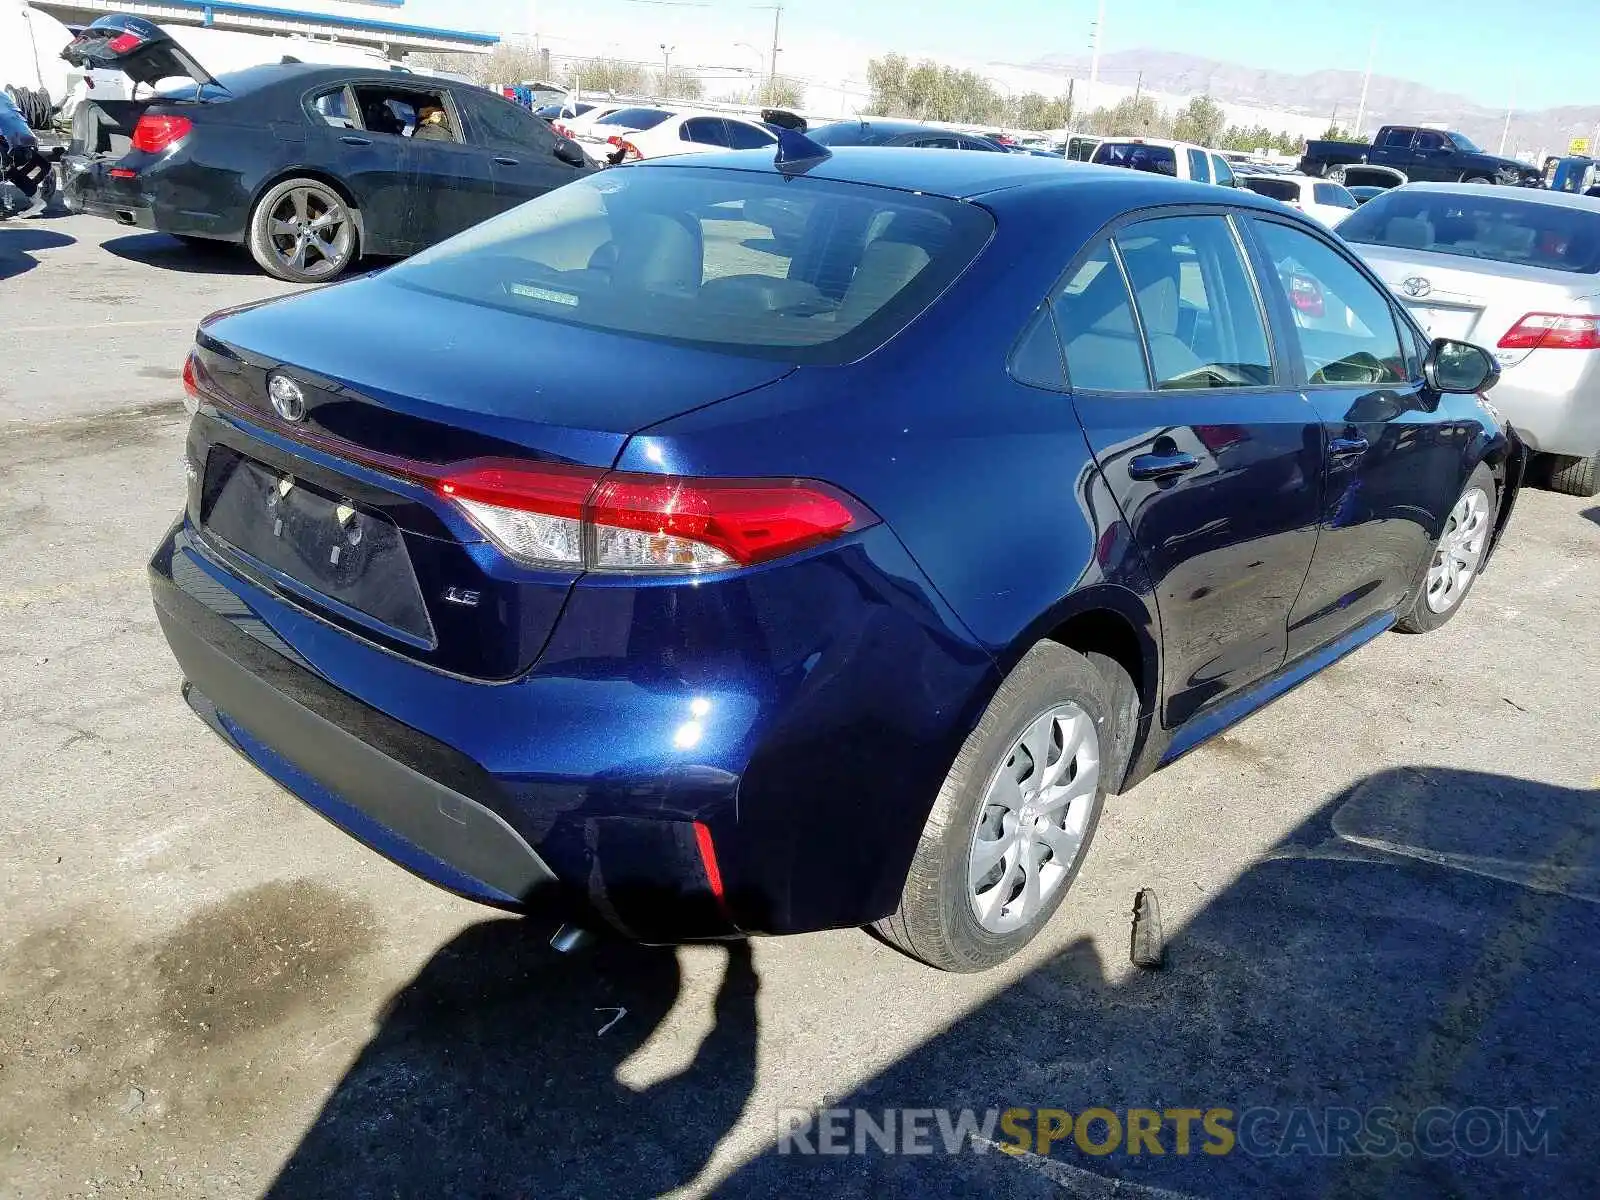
left=1581, top=506, right=1600, bottom=529
left=266, top=921, right=760, bottom=1199
left=718, top=765, right=1600, bottom=1197
left=268, top=766, right=1598, bottom=1198
left=100, top=233, right=266, bottom=277
left=0, top=227, right=74, bottom=281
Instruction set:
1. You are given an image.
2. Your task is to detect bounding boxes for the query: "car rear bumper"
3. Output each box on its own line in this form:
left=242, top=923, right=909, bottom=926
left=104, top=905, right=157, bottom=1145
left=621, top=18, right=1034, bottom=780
left=150, top=509, right=996, bottom=939
left=1490, top=356, right=1600, bottom=458
left=63, top=154, right=239, bottom=239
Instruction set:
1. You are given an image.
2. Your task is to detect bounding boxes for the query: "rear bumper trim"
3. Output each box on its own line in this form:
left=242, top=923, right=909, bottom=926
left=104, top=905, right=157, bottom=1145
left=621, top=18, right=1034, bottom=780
left=153, top=562, right=558, bottom=907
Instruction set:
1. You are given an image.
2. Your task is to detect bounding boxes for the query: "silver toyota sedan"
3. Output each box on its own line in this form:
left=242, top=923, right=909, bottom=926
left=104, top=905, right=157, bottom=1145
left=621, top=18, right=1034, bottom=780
left=1339, top=182, right=1600, bottom=496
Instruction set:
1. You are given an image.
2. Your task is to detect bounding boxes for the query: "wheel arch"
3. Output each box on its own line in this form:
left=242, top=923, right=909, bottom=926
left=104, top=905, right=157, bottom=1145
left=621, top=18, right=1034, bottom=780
left=248, top=168, right=367, bottom=249
left=999, top=583, right=1161, bottom=723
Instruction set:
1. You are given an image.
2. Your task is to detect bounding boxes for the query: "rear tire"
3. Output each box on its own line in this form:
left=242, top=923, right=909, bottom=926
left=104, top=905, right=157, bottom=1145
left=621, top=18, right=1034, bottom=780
left=1396, top=465, right=1497, bottom=633
left=1461, top=173, right=1495, bottom=185
left=1544, top=453, right=1600, bottom=498
left=875, top=642, right=1127, bottom=972
left=247, top=177, right=359, bottom=284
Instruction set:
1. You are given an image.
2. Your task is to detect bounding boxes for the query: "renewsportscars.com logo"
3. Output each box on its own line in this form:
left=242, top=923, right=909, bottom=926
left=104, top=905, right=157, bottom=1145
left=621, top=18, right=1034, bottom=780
left=777, top=1106, right=1556, bottom=1160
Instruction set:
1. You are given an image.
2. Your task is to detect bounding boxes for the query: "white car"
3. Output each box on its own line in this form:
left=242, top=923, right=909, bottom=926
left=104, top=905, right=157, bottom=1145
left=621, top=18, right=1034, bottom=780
left=1090, top=138, right=1241, bottom=188
left=1238, top=173, right=1360, bottom=227
left=608, top=111, right=777, bottom=163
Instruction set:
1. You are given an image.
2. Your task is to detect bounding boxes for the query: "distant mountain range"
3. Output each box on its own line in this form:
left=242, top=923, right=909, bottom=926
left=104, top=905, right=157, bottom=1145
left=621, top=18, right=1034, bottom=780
left=1018, top=49, right=1599, bottom=156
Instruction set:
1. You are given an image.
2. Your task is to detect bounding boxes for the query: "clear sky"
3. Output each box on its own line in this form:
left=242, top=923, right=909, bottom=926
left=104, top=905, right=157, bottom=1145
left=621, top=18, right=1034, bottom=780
left=403, top=0, right=1586, bottom=111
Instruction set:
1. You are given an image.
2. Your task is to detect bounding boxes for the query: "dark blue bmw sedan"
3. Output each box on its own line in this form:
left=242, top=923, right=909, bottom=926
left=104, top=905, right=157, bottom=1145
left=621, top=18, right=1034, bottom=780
left=151, top=142, right=1524, bottom=971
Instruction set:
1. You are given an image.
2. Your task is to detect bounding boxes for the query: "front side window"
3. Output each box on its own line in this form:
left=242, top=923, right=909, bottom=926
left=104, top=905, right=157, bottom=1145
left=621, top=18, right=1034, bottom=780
left=462, top=91, right=550, bottom=150
left=1211, top=155, right=1235, bottom=187
left=385, top=167, right=994, bottom=365
left=1050, top=241, right=1150, bottom=391
left=1415, top=131, right=1448, bottom=152
left=1252, top=219, right=1406, bottom=386
left=1114, top=215, right=1274, bottom=389
left=1314, top=183, right=1358, bottom=209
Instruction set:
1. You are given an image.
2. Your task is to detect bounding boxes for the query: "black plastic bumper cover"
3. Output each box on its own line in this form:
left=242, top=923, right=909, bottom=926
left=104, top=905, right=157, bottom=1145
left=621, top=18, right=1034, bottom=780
left=151, top=564, right=558, bottom=907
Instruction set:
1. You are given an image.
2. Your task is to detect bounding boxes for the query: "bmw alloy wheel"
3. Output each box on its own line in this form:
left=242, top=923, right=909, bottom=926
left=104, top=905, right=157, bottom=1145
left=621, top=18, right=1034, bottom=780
left=967, top=703, right=1101, bottom=934
left=1425, top=486, right=1491, bottom=614
left=265, top=185, right=354, bottom=280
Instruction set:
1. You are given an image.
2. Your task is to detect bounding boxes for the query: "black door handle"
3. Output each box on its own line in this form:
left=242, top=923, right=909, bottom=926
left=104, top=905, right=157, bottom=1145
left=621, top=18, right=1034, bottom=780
left=1128, top=452, right=1201, bottom=481
left=340, top=135, right=372, bottom=147
left=494, top=155, right=520, bottom=166
left=1329, top=435, right=1370, bottom=460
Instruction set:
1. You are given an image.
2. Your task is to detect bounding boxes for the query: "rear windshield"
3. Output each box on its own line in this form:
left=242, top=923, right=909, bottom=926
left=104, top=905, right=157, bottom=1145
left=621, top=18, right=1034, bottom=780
left=1092, top=142, right=1177, bottom=176
left=1243, top=177, right=1299, bottom=203
left=1339, top=190, right=1600, bottom=274
left=809, top=123, right=880, bottom=146
left=595, top=107, right=673, bottom=131
left=386, top=166, right=995, bottom=365
left=1314, top=183, right=1357, bottom=209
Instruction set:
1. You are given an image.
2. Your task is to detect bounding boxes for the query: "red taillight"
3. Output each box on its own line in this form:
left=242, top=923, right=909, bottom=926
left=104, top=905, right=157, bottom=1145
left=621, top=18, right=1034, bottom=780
left=109, top=167, right=137, bottom=179
left=617, top=140, right=643, bottom=163
left=433, top=462, right=875, bottom=573
left=1497, top=312, right=1600, bottom=351
left=106, top=32, right=145, bottom=54
left=130, top=114, right=193, bottom=154
left=1288, top=273, right=1325, bottom=318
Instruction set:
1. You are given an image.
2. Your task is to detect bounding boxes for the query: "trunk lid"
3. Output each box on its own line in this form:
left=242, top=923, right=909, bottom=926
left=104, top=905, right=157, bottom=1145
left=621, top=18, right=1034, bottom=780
left=62, top=14, right=220, bottom=91
left=193, top=276, right=795, bottom=680
left=1357, top=243, right=1600, bottom=365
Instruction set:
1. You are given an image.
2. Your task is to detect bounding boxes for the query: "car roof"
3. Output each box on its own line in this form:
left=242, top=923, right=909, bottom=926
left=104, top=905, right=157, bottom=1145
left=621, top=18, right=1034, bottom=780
left=814, top=118, right=981, bottom=138
left=1394, top=181, right=1599, bottom=211
left=636, top=147, right=1297, bottom=212
left=211, top=62, right=496, bottom=95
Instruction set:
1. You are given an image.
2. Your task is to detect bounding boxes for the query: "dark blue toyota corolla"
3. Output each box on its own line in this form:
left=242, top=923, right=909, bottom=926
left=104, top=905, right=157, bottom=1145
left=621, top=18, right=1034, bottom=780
left=151, top=144, right=1524, bottom=971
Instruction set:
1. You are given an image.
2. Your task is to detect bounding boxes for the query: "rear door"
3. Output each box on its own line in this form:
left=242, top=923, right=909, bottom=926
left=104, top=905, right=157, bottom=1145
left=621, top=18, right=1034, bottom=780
left=1368, top=127, right=1419, bottom=174
left=454, top=88, right=583, bottom=206
left=1244, top=215, right=1451, bottom=656
left=679, top=116, right=731, bottom=153
left=1055, top=210, right=1325, bottom=728
left=305, top=83, right=412, bottom=256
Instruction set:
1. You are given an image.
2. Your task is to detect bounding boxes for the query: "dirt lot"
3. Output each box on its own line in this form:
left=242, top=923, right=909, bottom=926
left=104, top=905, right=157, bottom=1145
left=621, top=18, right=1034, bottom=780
left=3, top=214, right=1599, bottom=1199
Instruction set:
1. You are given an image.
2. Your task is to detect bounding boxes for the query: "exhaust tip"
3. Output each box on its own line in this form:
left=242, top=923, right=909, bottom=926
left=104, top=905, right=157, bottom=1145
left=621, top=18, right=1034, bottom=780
left=114, top=209, right=136, bottom=225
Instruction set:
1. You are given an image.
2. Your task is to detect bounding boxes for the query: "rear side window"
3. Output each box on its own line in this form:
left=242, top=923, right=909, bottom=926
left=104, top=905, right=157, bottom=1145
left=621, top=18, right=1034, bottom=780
left=1187, top=148, right=1211, bottom=183
left=385, top=167, right=995, bottom=365
left=1065, top=136, right=1100, bottom=161
left=310, top=87, right=356, bottom=129
left=1010, top=306, right=1067, bottom=390
left=681, top=117, right=729, bottom=147
left=1379, top=128, right=1414, bottom=148
left=1092, top=142, right=1177, bottom=177
left=598, top=107, right=672, bottom=131
left=725, top=120, right=776, bottom=150
left=1252, top=220, right=1406, bottom=386
left=1314, top=183, right=1357, bottom=209
left=1115, top=215, right=1274, bottom=389
left=1339, top=189, right=1600, bottom=273
left=1243, top=177, right=1299, bottom=203
left=1050, top=241, right=1150, bottom=391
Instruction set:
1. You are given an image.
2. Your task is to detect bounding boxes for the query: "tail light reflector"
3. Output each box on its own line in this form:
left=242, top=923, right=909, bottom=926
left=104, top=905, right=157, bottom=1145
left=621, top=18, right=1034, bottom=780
left=1287, top=273, right=1325, bottom=318
left=1497, top=312, right=1600, bottom=351
left=130, top=114, right=193, bottom=154
left=434, top=462, right=875, bottom=574
left=616, top=140, right=643, bottom=163
left=105, top=31, right=146, bottom=54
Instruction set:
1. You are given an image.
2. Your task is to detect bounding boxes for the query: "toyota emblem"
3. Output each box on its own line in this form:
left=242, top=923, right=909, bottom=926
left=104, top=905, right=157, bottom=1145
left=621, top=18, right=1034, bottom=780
left=1400, top=276, right=1432, bottom=299
left=268, top=374, right=307, bottom=423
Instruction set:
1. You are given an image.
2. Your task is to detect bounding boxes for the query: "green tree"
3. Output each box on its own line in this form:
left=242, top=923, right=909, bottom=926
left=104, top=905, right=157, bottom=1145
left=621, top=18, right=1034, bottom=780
left=656, top=68, right=705, bottom=101
left=1014, top=92, right=1073, bottom=131
left=1172, top=95, right=1226, bottom=147
left=1106, top=94, right=1171, bottom=138
left=1319, top=125, right=1366, bottom=143
left=759, top=76, right=806, bottom=109
left=865, top=54, right=1007, bottom=125
left=561, top=57, right=650, bottom=96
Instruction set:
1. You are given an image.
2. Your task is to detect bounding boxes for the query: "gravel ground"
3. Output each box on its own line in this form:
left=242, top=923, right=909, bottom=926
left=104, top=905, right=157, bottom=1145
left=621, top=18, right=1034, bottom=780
left=2, top=214, right=1598, bottom=1199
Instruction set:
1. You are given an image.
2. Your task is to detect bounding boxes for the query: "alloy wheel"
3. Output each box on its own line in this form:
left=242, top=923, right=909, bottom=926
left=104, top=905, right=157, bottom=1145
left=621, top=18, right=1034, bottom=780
left=967, top=703, right=1101, bottom=935
left=266, top=185, right=354, bottom=280
left=1425, top=486, right=1491, bottom=614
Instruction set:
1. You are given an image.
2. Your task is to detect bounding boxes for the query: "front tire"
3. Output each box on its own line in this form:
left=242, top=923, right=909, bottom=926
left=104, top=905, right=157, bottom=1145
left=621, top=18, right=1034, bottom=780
left=247, top=178, right=359, bottom=283
left=876, top=642, right=1125, bottom=972
left=1397, top=465, right=1496, bottom=633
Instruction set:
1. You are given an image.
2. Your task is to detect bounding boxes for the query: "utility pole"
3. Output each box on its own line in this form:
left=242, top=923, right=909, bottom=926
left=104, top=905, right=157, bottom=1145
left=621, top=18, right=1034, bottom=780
left=660, top=43, right=674, bottom=95
left=1499, top=77, right=1517, bottom=156
left=1353, top=28, right=1377, bottom=139
left=1086, top=0, right=1106, bottom=118
left=1133, top=71, right=1142, bottom=104
left=768, top=4, right=783, bottom=99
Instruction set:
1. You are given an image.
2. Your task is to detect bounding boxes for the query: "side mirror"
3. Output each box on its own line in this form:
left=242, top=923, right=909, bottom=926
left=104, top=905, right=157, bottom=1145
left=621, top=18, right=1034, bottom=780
left=553, top=137, right=587, bottom=168
left=1425, top=338, right=1500, bottom=394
